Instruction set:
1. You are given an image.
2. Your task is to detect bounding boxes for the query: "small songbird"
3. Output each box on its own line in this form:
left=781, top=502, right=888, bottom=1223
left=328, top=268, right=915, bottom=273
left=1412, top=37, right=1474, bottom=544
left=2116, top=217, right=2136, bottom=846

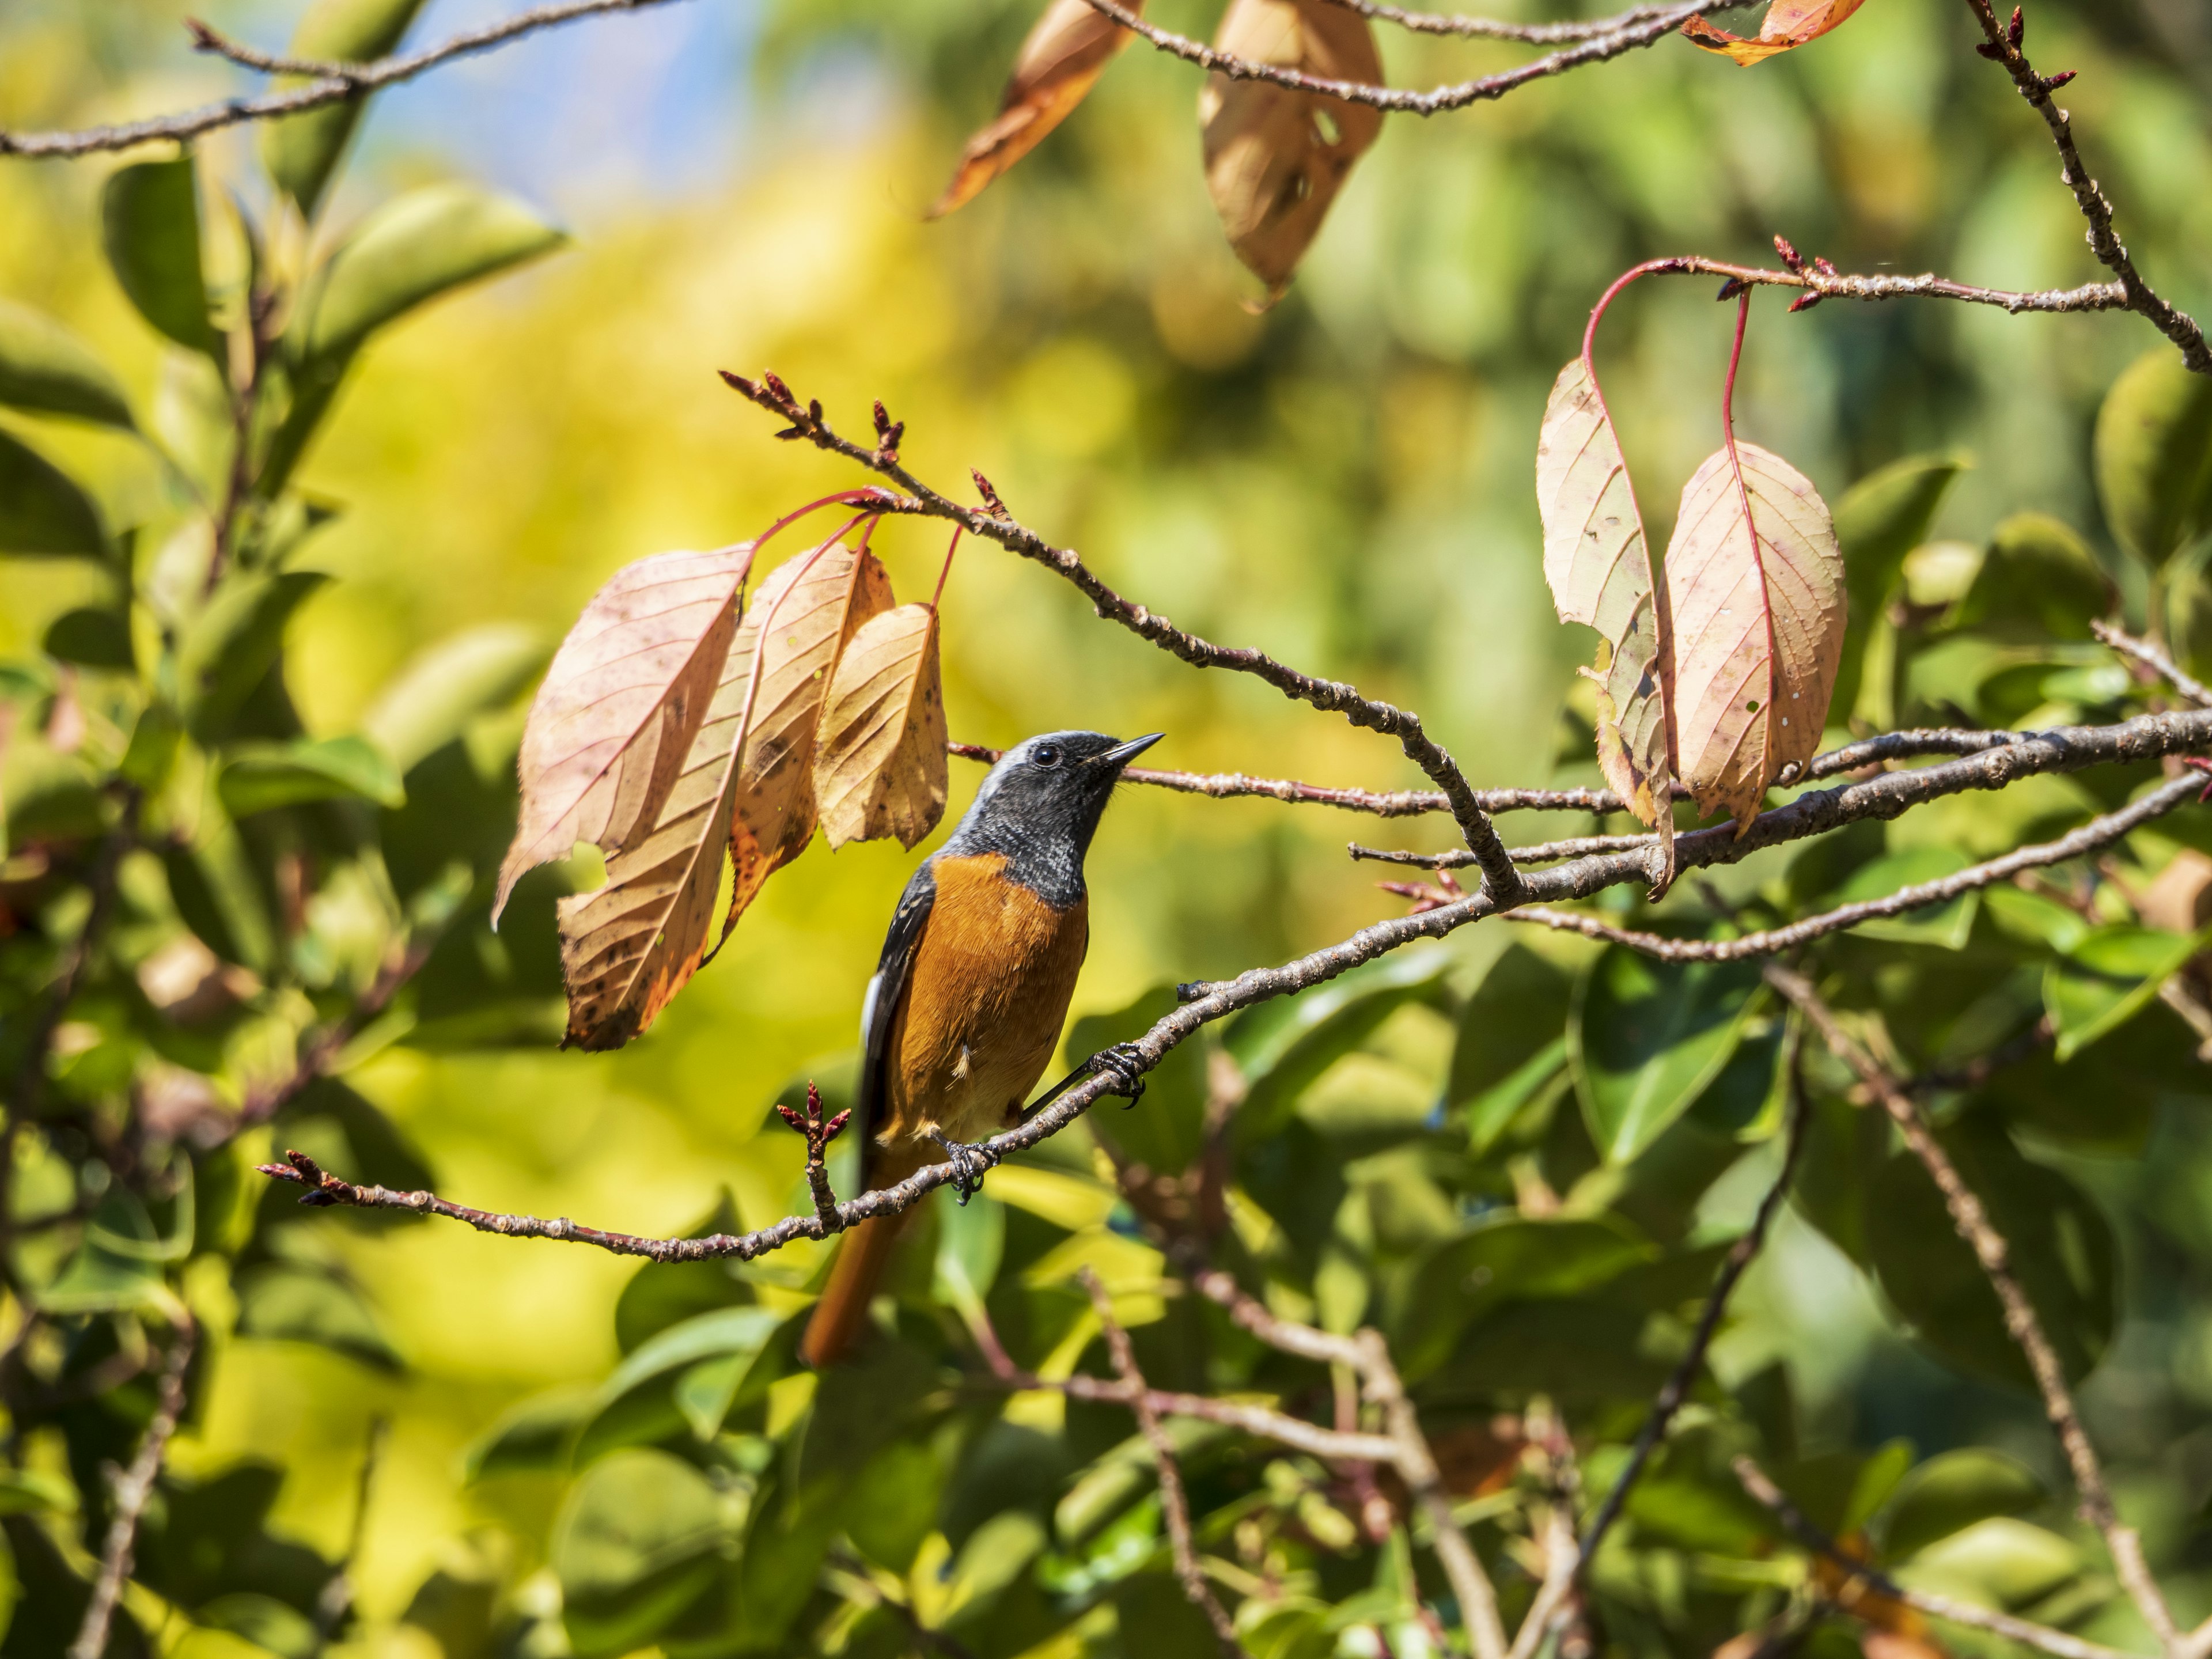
left=800, top=729, right=1162, bottom=1368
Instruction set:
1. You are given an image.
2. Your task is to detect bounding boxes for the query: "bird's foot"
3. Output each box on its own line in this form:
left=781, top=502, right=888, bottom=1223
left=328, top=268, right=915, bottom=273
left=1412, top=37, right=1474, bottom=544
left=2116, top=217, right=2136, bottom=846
left=1090, top=1041, right=1149, bottom=1107
left=926, top=1128, right=994, bottom=1205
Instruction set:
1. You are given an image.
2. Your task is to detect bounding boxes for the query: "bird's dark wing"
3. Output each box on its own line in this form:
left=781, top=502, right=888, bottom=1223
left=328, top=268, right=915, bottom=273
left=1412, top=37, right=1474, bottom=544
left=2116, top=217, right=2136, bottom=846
left=854, top=858, right=937, bottom=1179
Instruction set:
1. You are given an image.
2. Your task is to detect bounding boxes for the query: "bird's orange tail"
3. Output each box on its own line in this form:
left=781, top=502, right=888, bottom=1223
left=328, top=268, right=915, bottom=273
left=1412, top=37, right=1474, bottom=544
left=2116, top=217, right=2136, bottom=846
left=801, top=1213, right=907, bottom=1368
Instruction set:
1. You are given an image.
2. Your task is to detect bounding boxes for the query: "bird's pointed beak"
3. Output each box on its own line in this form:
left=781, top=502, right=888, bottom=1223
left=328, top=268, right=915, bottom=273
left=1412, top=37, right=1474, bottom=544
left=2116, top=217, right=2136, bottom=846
left=1097, top=732, right=1164, bottom=770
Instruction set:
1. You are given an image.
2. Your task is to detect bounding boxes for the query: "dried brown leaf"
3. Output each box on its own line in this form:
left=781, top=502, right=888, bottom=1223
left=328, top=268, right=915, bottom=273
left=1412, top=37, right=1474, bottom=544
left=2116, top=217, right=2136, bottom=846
left=1198, top=0, right=1383, bottom=297
left=1536, top=355, right=1676, bottom=887
left=813, top=602, right=949, bottom=851
left=1663, top=439, right=1844, bottom=832
left=930, top=0, right=1144, bottom=218
left=1681, top=0, right=1869, bottom=65
left=495, top=544, right=753, bottom=926
left=553, top=534, right=881, bottom=1049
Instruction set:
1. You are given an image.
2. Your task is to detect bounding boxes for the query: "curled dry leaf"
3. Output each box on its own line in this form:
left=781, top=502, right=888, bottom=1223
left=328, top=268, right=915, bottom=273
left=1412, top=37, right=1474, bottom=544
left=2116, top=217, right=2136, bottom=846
left=494, top=544, right=753, bottom=926
left=813, top=603, right=949, bottom=850
left=554, top=533, right=884, bottom=1050
left=1536, top=357, right=1676, bottom=889
left=930, top=0, right=1144, bottom=218
left=1199, top=0, right=1383, bottom=297
left=1664, top=440, right=1844, bottom=831
left=1681, top=0, right=1869, bottom=65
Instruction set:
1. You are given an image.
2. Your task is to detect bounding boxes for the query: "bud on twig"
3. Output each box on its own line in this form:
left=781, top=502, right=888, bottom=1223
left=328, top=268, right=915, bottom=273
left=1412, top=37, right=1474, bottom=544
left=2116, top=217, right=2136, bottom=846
left=1715, top=277, right=1749, bottom=302
left=972, top=469, right=1010, bottom=520
left=1788, top=293, right=1823, bottom=313
left=2041, top=69, right=2076, bottom=90
left=1773, top=234, right=1806, bottom=272
left=2008, top=6, right=2024, bottom=48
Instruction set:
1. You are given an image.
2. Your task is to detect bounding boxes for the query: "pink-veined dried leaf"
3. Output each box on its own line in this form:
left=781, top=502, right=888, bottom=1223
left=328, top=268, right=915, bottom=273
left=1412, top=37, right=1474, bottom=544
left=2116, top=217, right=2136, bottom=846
left=553, top=535, right=878, bottom=1049
left=1681, top=0, right=1869, bottom=65
left=813, top=602, right=949, bottom=850
left=1535, top=356, right=1676, bottom=888
left=1199, top=0, right=1383, bottom=298
left=1663, top=440, right=1844, bottom=832
left=494, top=544, right=753, bottom=926
left=929, top=0, right=1145, bottom=218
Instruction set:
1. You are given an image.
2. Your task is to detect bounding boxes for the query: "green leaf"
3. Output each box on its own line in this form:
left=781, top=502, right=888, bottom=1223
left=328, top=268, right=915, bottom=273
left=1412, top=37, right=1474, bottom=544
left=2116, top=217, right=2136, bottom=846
left=177, top=569, right=329, bottom=741
left=1069, top=983, right=1209, bottom=1175
left=1569, top=947, right=1762, bottom=1164
left=235, top=1262, right=406, bottom=1372
left=39, top=1190, right=176, bottom=1313
left=2095, top=348, right=2212, bottom=567
left=118, top=697, right=181, bottom=789
left=1056, top=1420, right=1233, bottom=1547
left=3, top=734, right=108, bottom=851
left=1833, top=452, right=1967, bottom=717
left=575, top=1306, right=791, bottom=1462
left=2044, top=923, right=2207, bottom=1060
left=934, top=1187, right=1005, bottom=1321
left=552, top=1449, right=728, bottom=1659
left=1229, top=947, right=1449, bottom=1133
left=613, top=1193, right=756, bottom=1354
left=43, top=605, right=133, bottom=669
left=1388, top=1213, right=1653, bottom=1379
left=1954, top=514, right=2112, bottom=642
left=361, top=622, right=546, bottom=774
left=1449, top=943, right=1573, bottom=1151
left=1828, top=846, right=1979, bottom=949
left=1880, top=1449, right=2046, bottom=1562
left=260, top=0, right=433, bottom=219
left=464, top=1388, right=596, bottom=1482
left=0, top=426, right=105, bottom=556
left=101, top=157, right=220, bottom=355
left=0, top=297, right=134, bottom=427
left=843, top=1437, right=948, bottom=1575
left=1867, top=1117, right=2114, bottom=1389
left=218, top=734, right=406, bottom=816
left=195, top=1595, right=322, bottom=1659
left=298, top=183, right=567, bottom=365
left=1897, top=1518, right=2085, bottom=1610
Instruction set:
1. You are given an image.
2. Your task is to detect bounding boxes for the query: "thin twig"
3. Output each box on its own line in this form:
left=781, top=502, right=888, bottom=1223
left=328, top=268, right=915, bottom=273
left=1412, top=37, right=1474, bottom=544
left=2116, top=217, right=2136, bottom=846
left=1731, top=1456, right=2147, bottom=1659
left=2093, top=622, right=2212, bottom=709
left=233, top=923, right=444, bottom=1128
left=1578, top=1039, right=1810, bottom=1567
left=1351, top=833, right=1657, bottom=869
left=70, top=1321, right=196, bottom=1659
left=1763, top=964, right=2181, bottom=1652
left=0, top=0, right=685, bottom=159
left=1507, top=772, right=2203, bottom=962
left=1081, top=1271, right=1244, bottom=1655
left=1316, top=0, right=1744, bottom=43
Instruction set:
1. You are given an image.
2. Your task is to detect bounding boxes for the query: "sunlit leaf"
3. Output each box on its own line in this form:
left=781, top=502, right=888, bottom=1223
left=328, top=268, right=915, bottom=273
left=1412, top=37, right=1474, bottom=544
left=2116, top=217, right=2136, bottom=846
left=260, top=0, right=433, bottom=219
left=1537, top=356, right=1675, bottom=881
left=0, top=427, right=105, bottom=558
left=0, top=297, right=134, bottom=428
left=1570, top=946, right=1763, bottom=1164
left=1681, top=0, right=1870, bottom=64
left=1663, top=440, right=1845, bottom=829
left=1896, top=1518, right=2085, bottom=1611
left=363, top=622, right=546, bottom=776
left=177, top=570, right=329, bottom=742
left=1831, top=452, right=1964, bottom=722
left=101, top=156, right=221, bottom=355
left=1880, top=1449, right=2046, bottom=1562
left=1828, top=846, right=1978, bottom=949
left=552, top=1449, right=728, bottom=1659
left=1389, top=1213, right=1654, bottom=1378
left=1953, top=514, right=2112, bottom=642
left=2094, top=347, right=2212, bottom=568
left=218, top=734, right=406, bottom=816
left=930, top=0, right=1143, bottom=217
left=2044, top=923, right=2207, bottom=1059
left=44, top=606, right=133, bottom=668
left=813, top=600, right=948, bottom=850
left=1199, top=0, right=1384, bottom=297
left=575, top=1306, right=790, bottom=1464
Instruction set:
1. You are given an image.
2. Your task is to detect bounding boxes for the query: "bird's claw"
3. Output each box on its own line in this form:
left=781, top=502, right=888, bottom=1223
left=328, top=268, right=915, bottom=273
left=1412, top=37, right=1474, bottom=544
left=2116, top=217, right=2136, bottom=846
left=926, top=1128, right=991, bottom=1205
left=1090, top=1041, right=1148, bottom=1108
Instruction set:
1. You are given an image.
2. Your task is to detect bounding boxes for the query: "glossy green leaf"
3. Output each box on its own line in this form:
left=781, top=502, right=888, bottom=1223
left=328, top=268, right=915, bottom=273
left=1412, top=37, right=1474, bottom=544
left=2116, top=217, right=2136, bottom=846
left=1570, top=947, right=1762, bottom=1164
left=613, top=1194, right=755, bottom=1355
left=1072, top=983, right=1210, bottom=1174
left=0, top=426, right=104, bottom=556
left=177, top=570, right=329, bottom=741
left=361, top=622, right=546, bottom=774
left=299, top=183, right=567, bottom=365
left=1833, top=452, right=1966, bottom=717
left=933, top=1187, right=1005, bottom=1321
left=552, top=1449, right=728, bottom=1659
left=1982, top=1008, right=2204, bottom=1154
left=1954, top=514, right=2112, bottom=642
left=234, top=1263, right=405, bottom=1371
left=2045, top=923, right=2207, bottom=1060
left=1449, top=942, right=1573, bottom=1152
left=575, top=1306, right=790, bottom=1463
left=1897, top=1518, right=2085, bottom=1609
left=260, top=0, right=433, bottom=218
left=464, top=1388, right=596, bottom=1482
left=39, top=1190, right=175, bottom=1313
left=1828, top=845, right=1978, bottom=949
left=2095, top=348, right=2212, bottom=567
left=1229, top=946, right=1449, bottom=1132
left=101, top=157, right=219, bottom=355
left=1389, top=1213, right=1653, bottom=1378
left=843, top=1436, right=948, bottom=1575
left=1868, top=1118, right=2114, bottom=1388
left=195, top=1595, right=322, bottom=1659
left=43, top=605, right=133, bottom=669
left=218, top=734, right=406, bottom=816
left=1880, top=1449, right=2046, bottom=1561
left=0, top=297, right=134, bottom=427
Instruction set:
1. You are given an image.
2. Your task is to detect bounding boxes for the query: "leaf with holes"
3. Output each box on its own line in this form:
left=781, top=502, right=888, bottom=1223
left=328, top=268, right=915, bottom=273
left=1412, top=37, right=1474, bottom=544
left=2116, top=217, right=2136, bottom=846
left=813, top=602, right=949, bottom=850
left=1198, top=0, right=1382, bottom=297
left=930, top=0, right=1144, bottom=218
left=1681, top=0, right=1870, bottom=63
left=1537, top=355, right=1676, bottom=884
left=496, top=546, right=753, bottom=926
left=1664, top=441, right=1844, bottom=830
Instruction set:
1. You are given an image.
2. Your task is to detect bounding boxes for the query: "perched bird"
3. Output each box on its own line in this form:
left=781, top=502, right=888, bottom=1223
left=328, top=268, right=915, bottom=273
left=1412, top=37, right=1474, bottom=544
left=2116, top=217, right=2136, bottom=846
left=801, top=729, right=1162, bottom=1368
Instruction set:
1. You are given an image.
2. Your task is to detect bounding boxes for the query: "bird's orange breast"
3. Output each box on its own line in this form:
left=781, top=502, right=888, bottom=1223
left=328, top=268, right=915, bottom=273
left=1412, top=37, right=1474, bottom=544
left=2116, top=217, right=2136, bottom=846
left=878, top=851, right=1089, bottom=1172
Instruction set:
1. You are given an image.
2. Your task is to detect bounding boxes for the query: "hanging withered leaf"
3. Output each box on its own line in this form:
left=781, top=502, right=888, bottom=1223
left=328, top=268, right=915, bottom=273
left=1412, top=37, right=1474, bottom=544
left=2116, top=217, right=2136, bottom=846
left=1681, top=0, right=1870, bottom=65
left=930, top=0, right=1145, bottom=218
left=1199, top=0, right=1383, bottom=299
left=495, top=544, right=754, bottom=927
left=1536, top=356, right=1677, bottom=891
left=553, top=529, right=879, bottom=1049
left=1662, top=440, right=1844, bottom=831
left=813, top=600, right=949, bottom=851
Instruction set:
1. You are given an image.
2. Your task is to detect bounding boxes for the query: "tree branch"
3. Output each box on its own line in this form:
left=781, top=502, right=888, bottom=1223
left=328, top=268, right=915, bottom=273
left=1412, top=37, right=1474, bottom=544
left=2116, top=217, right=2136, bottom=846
left=1316, top=0, right=1747, bottom=43
left=2093, top=622, right=2212, bottom=709
left=0, top=0, right=685, bottom=160
left=1762, top=964, right=2181, bottom=1653
left=69, top=1320, right=195, bottom=1659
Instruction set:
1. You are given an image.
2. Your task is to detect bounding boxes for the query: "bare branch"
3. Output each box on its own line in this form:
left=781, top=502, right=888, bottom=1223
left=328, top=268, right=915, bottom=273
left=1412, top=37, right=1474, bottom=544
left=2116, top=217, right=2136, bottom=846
left=70, top=1321, right=195, bottom=1659
left=1956, top=0, right=2210, bottom=374
left=1508, top=771, right=2203, bottom=962
left=727, top=376, right=1527, bottom=900
left=0, top=0, right=684, bottom=160
left=1081, top=1271, right=1245, bottom=1655
left=1731, top=1456, right=2149, bottom=1659
left=2093, top=622, right=2212, bottom=709
left=1317, top=0, right=1745, bottom=43
left=1352, top=832, right=1658, bottom=869
left=1763, top=964, right=2181, bottom=1652
left=950, top=741, right=1451, bottom=817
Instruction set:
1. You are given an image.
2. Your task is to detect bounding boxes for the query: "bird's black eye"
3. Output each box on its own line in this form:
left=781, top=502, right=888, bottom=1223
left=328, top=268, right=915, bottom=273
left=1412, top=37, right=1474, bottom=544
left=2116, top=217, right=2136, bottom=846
left=1032, top=744, right=1063, bottom=769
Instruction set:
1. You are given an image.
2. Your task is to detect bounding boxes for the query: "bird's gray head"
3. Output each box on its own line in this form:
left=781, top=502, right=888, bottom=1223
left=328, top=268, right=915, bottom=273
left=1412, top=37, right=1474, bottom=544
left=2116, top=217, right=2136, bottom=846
left=943, top=730, right=1162, bottom=906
